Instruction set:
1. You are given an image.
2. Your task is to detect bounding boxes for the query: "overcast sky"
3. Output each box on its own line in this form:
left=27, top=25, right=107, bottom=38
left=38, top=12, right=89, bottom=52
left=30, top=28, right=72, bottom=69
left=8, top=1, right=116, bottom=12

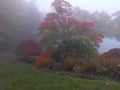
left=35, top=0, right=120, bottom=14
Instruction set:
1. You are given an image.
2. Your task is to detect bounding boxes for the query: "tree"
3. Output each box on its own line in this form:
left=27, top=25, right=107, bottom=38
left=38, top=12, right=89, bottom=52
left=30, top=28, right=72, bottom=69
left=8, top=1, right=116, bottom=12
left=112, top=11, right=120, bottom=27
left=112, top=11, right=120, bottom=41
left=72, top=7, right=95, bottom=21
left=72, top=8, right=114, bottom=37
left=93, top=11, right=113, bottom=36
left=38, top=0, right=103, bottom=51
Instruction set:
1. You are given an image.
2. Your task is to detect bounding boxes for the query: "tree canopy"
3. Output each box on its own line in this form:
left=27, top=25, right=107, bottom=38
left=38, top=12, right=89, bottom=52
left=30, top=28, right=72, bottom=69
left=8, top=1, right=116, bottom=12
left=38, top=0, right=104, bottom=51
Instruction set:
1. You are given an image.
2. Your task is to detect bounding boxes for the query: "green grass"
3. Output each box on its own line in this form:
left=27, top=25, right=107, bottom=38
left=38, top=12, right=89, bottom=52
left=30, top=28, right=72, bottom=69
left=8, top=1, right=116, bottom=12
left=0, top=54, right=120, bottom=90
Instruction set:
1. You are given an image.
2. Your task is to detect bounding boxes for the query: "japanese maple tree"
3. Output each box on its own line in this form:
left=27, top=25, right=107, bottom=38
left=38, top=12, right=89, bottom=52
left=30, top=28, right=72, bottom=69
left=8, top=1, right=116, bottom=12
left=15, top=38, right=41, bottom=56
left=38, top=0, right=104, bottom=50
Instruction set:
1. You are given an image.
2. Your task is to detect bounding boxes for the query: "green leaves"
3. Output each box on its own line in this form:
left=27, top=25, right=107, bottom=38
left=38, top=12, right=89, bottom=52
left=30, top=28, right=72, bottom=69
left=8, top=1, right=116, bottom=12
left=57, top=35, right=95, bottom=61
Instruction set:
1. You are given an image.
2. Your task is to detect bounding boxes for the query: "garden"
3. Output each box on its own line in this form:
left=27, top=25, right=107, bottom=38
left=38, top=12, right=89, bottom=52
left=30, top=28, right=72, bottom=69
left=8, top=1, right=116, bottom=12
left=0, top=0, right=120, bottom=89
left=14, top=0, right=120, bottom=81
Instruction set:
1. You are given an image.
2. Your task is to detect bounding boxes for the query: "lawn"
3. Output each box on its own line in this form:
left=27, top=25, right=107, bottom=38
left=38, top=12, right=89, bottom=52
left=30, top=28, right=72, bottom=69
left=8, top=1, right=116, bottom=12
left=0, top=53, right=120, bottom=90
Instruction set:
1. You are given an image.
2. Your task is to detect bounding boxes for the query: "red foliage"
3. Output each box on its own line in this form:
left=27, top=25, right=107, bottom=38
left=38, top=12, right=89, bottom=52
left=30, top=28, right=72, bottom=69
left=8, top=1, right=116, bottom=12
left=51, top=0, right=72, bottom=16
left=66, top=17, right=95, bottom=34
left=101, top=48, right=120, bottom=72
left=38, top=0, right=104, bottom=49
left=34, top=51, right=54, bottom=68
left=90, top=33, right=104, bottom=48
left=102, top=48, right=120, bottom=59
left=15, top=39, right=41, bottom=56
left=39, top=13, right=59, bottom=31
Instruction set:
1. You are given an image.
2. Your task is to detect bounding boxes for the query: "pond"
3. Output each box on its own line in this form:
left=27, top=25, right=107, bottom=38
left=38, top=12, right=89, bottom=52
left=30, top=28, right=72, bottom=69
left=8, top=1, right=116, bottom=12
left=98, top=37, right=120, bottom=54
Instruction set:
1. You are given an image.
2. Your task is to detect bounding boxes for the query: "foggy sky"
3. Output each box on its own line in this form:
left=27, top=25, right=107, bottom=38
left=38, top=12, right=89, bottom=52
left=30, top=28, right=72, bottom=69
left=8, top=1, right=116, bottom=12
left=35, top=0, right=120, bottom=14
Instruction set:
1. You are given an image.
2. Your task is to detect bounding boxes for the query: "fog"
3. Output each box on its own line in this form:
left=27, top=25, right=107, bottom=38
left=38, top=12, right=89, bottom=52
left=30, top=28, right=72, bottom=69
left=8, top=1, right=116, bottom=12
left=1, top=1, right=120, bottom=87
left=0, top=0, right=120, bottom=54
left=0, top=0, right=43, bottom=51
left=35, top=0, right=120, bottom=15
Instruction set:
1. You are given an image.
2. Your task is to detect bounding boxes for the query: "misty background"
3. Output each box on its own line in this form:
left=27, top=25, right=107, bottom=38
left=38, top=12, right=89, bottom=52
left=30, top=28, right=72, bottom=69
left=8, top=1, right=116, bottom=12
left=35, top=0, right=120, bottom=15
left=0, top=0, right=120, bottom=53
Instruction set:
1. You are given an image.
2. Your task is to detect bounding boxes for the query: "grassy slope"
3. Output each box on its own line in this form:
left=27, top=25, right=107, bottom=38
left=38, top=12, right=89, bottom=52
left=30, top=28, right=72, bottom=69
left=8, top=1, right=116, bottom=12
left=0, top=54, right=120, bottom=90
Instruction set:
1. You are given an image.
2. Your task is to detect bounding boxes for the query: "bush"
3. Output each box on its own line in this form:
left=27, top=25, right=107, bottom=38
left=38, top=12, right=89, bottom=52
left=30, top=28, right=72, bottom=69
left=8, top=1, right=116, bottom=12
left=63, top=57, right=76, bottom=70
left=57, top=35, right=95, bottom=61
left=35, top=51, right=54, bottom=68
left=102, top=48, right=120, bottom=59
left=101, top=48, right=120, bottom=75
left=101, top=58, right=120, bottom=74
left=79, top=61, right=101, bottom=74
left=63, top=57, right=101, bottom=74
left=15, top=38, right=42, bottom=56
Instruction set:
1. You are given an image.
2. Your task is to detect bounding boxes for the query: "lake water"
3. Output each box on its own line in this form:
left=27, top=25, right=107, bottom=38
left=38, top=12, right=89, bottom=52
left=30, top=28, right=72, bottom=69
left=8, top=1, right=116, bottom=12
left=98, top=37, right=120, bottom=54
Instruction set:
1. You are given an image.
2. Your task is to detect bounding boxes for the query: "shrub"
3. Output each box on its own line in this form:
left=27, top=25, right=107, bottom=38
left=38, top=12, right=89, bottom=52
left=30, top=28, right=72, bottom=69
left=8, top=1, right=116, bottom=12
left=57, top=35, right=95, bottom=61
left=63, top=57, right=101, bottom=74
left=79, top=61, right=101, bottom=74
left=63, top=57, right=76, bottom=70
left=53, top=62, right=64, bottom=71
left=35, top=51, right=54, bottom=68
left=102, top=48, right=120, bottom=59
left=101, top=48, right=120, bottom=74
left=101, top=58, right=120, bottom=74
left=15, top=38, right=41, bottom=56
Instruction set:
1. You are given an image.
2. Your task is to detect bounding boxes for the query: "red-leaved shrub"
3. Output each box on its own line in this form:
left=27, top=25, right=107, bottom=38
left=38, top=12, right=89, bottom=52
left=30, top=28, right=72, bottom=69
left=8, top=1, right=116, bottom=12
left=101, top=48, right=120, bottom=73
left=15, top=38, right=42, bottom=56
left=102, top=48, right=120, bottom=59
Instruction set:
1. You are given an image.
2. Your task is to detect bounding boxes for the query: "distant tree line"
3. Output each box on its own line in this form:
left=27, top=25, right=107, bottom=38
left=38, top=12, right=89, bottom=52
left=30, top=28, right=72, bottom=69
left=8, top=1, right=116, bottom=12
left=72, top=7, right=120, bottom=41
left=0, top=0, right=43, bottom=51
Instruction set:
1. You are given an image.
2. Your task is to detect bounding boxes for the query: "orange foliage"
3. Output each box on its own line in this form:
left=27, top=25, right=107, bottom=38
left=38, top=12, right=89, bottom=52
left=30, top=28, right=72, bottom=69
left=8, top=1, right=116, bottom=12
left=78, top=61, right=101, bottom=73
left=63, top=57, right=101, bottom=73
left=63, top=57, right=76, bottom=70
left=34, top=51, right=54, bottom=68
